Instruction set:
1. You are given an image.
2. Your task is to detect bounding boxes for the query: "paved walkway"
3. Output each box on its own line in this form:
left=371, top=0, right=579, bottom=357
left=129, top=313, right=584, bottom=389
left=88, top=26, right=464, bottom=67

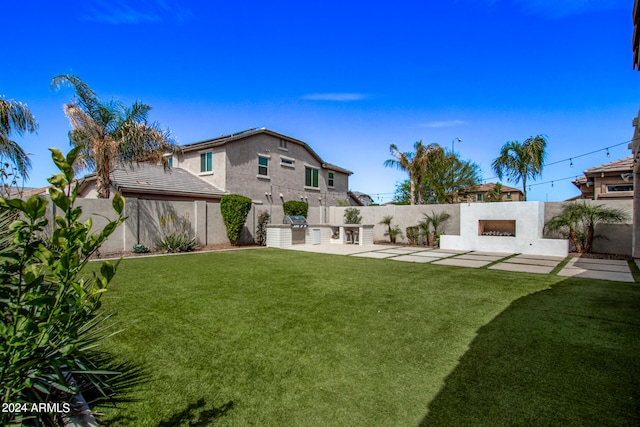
left=284, top=244, right=636, bottom=283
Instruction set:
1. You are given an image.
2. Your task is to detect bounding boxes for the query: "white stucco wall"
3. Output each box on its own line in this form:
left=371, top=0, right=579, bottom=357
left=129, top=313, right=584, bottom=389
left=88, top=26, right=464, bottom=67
left=440, top=202, right=568, bottom=257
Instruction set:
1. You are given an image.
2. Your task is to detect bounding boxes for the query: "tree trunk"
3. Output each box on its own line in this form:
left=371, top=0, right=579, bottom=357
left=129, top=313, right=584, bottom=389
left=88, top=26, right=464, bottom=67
left=96, top=174, right=111, bottom=199
left=584, top=225, right=595, bottom=253
left=409, top=180, right=416, bottom=205
left=568, top=227, right=584, bottom=253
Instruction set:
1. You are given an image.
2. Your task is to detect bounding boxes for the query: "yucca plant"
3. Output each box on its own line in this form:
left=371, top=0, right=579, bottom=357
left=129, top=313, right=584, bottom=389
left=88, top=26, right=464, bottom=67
left=156, top=212, right=197, bottom=253
left=0, top=147, right=126, bottom=426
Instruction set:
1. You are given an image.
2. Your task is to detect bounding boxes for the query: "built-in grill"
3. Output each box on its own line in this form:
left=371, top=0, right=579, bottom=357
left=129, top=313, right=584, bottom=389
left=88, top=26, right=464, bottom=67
left=283, top=216, right=308, bottom=244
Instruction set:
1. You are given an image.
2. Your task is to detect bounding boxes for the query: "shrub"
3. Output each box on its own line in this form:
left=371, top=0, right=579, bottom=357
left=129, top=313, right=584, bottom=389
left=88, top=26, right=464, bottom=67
left=132, top=243, right=150, bottom=253
left=156, top=212, right=197, bottom=253
left=0, top=147, right=126, bottom=426
left=406, top=226, right=420, bottom=245
left=256, top=210, right=270, bottom=246
left=221, top=194, right=252, bottom=245
left=283, top=200, right=308, bottom=218
left=344, top=208, right=362, bottom=224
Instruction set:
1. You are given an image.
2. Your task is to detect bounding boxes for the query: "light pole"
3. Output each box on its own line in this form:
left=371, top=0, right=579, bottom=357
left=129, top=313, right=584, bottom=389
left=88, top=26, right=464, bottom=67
left=451, top=137, right=462, bottom=154
left=449, top=138, right=461, bottom=203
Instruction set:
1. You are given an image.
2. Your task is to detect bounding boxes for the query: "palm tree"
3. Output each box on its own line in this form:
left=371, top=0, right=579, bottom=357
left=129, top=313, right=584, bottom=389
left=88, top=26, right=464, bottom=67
left=51, top=74, right=180, bottom=198
left=491, top=135, right=547, bottom=201
left=545, top=202, right=628, bottom=253
left=485, top=183, right=504, bottom=202
left=379, top=215, right=394, bottom=243
left=420, top=211, right=451, bottom=247
left=0, top=97, right=37, bottom=180
left=384, top=141, right=442, bottom=205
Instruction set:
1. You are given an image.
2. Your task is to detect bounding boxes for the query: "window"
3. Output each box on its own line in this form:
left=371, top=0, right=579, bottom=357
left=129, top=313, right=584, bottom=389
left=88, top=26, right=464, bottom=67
left=200, top=152, right=212, bottom=173
left=506, top=192, right=511, bottom=200
left=607, top=185, right=633, bottom=192
left=328, top=172, right=335, bottom=187
left=305, top=167, right=319, bottom=188
left=258, top=156, right=269, bottom=176
left=477, top=193, right=483, bottom=202
left=280, top=157, right=295, bottom=168
left=279, top=139, right=288, bottom=150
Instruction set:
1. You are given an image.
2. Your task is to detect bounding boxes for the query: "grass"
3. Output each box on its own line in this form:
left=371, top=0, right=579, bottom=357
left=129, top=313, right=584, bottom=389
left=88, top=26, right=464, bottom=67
left=91, top=249, right=640, bottom=426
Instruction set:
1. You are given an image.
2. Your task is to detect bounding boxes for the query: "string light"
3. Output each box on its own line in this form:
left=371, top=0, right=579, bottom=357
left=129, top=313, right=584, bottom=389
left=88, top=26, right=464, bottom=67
left=569, top=158, right=573, bottom=168
left=482, top=139, right=630, bottom=182
left=551, top=181, right=554, bottom=187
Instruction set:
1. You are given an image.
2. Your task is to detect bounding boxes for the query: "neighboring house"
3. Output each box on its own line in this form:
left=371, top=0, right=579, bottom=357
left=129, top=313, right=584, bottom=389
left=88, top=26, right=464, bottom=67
left=461, top=183, right=524, bottom=203
left=77, top=163, right=226, bottom=201
left=571, top=156, right=634, bottom=200
left=351, top=191, right=374, bottom=206
left=170, top=128, right=353, bottom=207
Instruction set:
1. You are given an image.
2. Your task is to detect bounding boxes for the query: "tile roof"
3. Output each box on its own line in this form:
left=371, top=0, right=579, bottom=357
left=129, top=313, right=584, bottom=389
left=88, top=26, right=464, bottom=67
left=469, top=182, right=522, bottom=193
left=110, top=164, right=225, bottom=198
left=583, top=156, right=633, bottom=175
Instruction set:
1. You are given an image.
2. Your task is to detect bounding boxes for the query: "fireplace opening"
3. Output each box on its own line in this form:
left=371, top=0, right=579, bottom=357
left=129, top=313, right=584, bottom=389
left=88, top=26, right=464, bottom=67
left=478, top=220, right=515, bottom=237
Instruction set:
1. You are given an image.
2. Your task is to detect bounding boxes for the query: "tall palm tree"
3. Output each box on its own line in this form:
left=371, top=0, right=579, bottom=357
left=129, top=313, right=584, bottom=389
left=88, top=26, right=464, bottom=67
left=384, top=141, right=441, bottom=205
left=491, top=135, right=547, bottom=201
left=0, top=97, right=37, bottom=180
left=51, top=74, right=180, bottom=198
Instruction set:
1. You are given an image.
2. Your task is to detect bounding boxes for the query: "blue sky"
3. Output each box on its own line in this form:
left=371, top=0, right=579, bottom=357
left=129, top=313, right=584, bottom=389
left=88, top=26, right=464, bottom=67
left=3, top=0, right=638, bottom=202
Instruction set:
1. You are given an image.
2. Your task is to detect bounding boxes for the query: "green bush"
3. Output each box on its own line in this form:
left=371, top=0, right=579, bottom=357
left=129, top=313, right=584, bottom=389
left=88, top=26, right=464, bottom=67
left=406, top=226, right=420, bottom=245
left=221, top=194, right=252, bottom=245
left=344, top=208, right=362, bottom=224
left=283, top=200, right=308, bottom=218
left=256, top=210, right=270, bottom=246
left=0, top=147, right=126, bottom=426
left=132, top=243, right=150, bottom=253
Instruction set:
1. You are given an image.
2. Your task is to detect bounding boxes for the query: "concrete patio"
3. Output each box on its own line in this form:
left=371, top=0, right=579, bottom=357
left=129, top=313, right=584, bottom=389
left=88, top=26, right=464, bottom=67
left=283, top=244, right=636, bottom=283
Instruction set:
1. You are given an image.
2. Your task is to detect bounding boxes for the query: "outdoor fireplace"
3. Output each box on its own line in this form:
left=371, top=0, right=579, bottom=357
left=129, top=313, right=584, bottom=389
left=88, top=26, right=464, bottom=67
left=478, top=220, right=515, bottom=237
left=440, top=202, right=567, bottom=257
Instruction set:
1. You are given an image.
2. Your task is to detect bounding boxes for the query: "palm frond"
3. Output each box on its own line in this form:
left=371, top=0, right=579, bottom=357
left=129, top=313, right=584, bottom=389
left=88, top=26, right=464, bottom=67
left=0, top=98, right=37, bottom=178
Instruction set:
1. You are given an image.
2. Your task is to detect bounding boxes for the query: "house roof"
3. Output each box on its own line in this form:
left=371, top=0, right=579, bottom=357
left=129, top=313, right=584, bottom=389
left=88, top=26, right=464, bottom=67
left=468, top=182, right=522, bottom=194
left=182, top=128, right=353, bottom=175
left=24, top=165, right=226, bottom=200
left=583, top=156, right=633, bottom=175
left=107, top=164, right=226, bottom=198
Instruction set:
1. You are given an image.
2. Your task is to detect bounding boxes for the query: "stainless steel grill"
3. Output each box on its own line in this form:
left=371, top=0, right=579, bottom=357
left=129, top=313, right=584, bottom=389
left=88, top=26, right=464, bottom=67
left=283, top=216, right=307, bottom=244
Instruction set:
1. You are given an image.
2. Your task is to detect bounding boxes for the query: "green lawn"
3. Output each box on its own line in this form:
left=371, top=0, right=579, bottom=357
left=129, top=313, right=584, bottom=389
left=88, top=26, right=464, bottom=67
left=92, top=249, right=640, bottom=426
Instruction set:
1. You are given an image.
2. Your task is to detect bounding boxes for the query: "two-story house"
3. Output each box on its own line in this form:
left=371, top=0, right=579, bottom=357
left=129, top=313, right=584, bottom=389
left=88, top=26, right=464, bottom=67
left=571, top=156, right=634, bottom=200
left=169, top=128, right=353, bottom=207
left=460, top=183, right=524, bottom=203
